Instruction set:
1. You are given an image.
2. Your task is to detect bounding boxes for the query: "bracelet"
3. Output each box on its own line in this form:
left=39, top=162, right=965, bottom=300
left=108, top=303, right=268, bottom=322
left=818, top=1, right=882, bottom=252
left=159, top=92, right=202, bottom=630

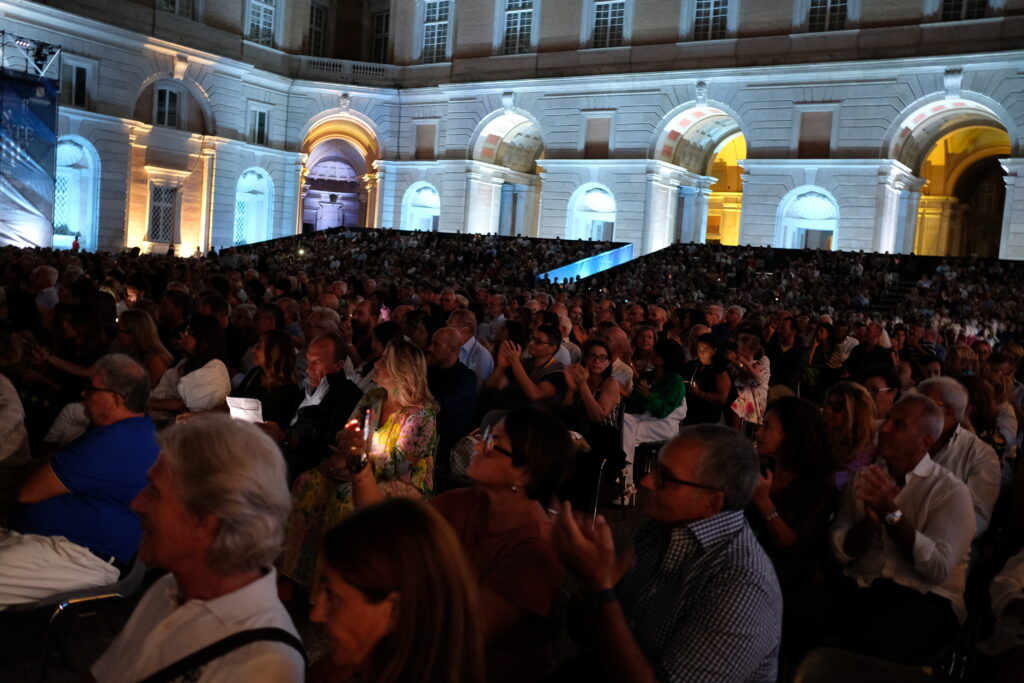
left=763, top=510, right=780, bottom=522
left=582, top=588, right=617, bottom=609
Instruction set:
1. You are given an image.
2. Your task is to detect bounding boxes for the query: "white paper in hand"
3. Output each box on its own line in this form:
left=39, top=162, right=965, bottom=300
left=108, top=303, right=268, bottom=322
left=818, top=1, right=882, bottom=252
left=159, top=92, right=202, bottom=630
left=226, top=396, right=263, bottom=423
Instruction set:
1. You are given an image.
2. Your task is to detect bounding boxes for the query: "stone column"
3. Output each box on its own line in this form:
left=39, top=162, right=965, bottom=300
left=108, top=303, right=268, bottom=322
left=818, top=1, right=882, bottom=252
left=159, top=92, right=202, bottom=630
left=465, top=167, right=503, bottom=235
left=677, top=182, right=712, bottom=244
left=999, top=158, right=1024, bottom=260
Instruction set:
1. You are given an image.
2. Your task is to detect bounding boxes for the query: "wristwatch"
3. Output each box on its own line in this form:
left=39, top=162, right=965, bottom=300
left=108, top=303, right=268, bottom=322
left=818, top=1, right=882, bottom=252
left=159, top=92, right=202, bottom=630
left=582, top=588, right=617, bottom=609
left=884, top=509, right=904, bottom=526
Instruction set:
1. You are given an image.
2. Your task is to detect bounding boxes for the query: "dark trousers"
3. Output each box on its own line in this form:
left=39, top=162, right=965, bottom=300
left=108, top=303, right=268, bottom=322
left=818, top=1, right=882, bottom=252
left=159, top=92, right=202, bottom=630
left=784, top=576, right=959, bottom=666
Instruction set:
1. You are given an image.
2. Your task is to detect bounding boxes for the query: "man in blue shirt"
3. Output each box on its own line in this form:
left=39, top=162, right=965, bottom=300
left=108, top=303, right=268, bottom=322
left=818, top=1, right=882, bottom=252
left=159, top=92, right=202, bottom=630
left=0, top=354, right=158, bottom=607
left=554, top=425, right=782, bottom=683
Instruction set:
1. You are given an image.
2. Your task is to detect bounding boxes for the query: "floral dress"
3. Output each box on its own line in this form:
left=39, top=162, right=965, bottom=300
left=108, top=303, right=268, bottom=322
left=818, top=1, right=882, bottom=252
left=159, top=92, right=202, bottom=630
left=279, top=388, right=437, bottom=591
left=730, top=356, right=771, bottom=425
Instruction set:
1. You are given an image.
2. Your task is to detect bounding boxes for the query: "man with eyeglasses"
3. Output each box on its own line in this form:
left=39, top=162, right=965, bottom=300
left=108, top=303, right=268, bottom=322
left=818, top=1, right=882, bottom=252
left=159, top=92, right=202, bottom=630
left=0, top=354, right=158, bottom=607
left=553, top=424, right=782, bottom=682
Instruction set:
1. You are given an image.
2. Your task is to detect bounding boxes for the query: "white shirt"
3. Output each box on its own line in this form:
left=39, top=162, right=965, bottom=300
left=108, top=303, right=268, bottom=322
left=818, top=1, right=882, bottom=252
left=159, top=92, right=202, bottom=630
left=92, top=568, right=304, bottom=683
left=459, top=335, right=494, bottom=390
left=979, top=548, right=1024, bottom=655
left=611, top=358, right=635, bottom=396
left=831, top=455, right=974, bottom=622
left=291, top=375, right=332, bottom=426
left=930, top=425, right=1001, bottom=536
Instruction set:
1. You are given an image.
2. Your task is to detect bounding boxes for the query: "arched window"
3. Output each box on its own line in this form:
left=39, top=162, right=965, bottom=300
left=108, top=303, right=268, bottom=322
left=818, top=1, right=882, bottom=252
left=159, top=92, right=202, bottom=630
left=233, top=169, right=273, bottom=246
left=401, top=183, right=441, bottom=231
left=53, top=137, right=100, bottom=250
left=777, top=188, right=839, bottom=250
left=567, top=185, right=616, bottom=241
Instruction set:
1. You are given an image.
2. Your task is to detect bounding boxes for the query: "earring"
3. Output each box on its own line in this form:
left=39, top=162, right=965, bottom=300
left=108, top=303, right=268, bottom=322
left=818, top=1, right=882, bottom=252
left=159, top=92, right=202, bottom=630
left=510, top=484, right=519, bottom=493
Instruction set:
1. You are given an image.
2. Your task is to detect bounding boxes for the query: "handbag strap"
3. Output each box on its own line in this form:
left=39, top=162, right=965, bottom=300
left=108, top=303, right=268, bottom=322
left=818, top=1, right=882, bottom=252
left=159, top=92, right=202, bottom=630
left=138, top=627, right=306, bottom=683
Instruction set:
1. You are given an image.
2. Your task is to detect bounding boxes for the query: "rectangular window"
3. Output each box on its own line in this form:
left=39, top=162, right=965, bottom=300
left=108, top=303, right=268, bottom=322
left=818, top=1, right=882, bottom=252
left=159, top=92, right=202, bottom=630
left=309, top=4, right=326, bottom=57
left=415, top=123, right=437, bottom=160
left=372, top=12, right=390, bottom=63
left=251, top=110, right=268, bottom=146
left=592, top=1, right=625, bottom=48
left=248, top=0, right=276, bottom=47
left=53, top=174, right=71, bottom=231
left=422, top=1, right=450, bottom=64
left=797, top=111, right=833, bottom=158
left=149, top=186, right=177, bottom=243
left=808, top=0, right=847, bottom=32
left=941, top=0, right=986, bottom=21
left=61, top=64, right=88, bottom=108
left=159, top=0, right=196, bottom=20
left=584, top=117, right=612, bottom=158
left=693, top=0, right=728, bottom=41
left=503, top=0, right=533, bottom=55
left=155, top=88, right=179, bottom=128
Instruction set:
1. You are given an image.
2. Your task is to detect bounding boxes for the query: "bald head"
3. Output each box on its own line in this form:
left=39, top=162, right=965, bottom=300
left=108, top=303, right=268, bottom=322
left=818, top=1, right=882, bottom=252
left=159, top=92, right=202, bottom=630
left=429, top=327, right=462, bottom=368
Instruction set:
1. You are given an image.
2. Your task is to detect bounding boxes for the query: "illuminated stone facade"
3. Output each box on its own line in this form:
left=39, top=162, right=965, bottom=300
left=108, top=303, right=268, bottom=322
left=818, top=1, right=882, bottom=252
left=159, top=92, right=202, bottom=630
left=4, top=0, right=1024, bottom=258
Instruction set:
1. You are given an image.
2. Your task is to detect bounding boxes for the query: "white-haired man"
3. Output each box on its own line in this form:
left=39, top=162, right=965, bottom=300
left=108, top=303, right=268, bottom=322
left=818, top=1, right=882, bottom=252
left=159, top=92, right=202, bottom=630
left=787, top=394, right=974, bottom=665
left=918, top=376, right=1000, bottom=537
left=91, top=415, right=304, bottom=682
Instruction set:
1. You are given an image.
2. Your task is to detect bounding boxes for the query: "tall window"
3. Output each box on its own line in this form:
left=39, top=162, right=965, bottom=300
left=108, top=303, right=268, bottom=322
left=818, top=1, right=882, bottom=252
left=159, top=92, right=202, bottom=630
left=159, top=0, right=196, bottom=20
left=250, top=110, right=268, bottom=146
left=234, top=170, right=272, bottom=246
left=309, top=4, right=326, bottom=57
left=54, top=139, right=100, bottom=250
left=503, top=0, right=533, bottom=55
left=592, top=1, right=625, bottom=48
left=422, top=1, right=450, bottom=63
left=372, top=12, right=390, bottom=63
left=808, top=0, right=847, bottom=31
left=693, top=0, right=728, bottom=41
left=941, top=0, right=986, bottom=21
left=248, top=0, right=276, bottom=46
left=61, top=63, right=88, bottom=108
left=149, top=186, right=177, bottom=243
left=155, top=88, right=179, bottom=128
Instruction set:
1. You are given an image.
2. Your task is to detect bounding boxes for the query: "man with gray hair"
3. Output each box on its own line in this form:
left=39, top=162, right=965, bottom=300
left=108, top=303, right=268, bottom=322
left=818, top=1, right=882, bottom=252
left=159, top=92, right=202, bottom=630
left=92, top=414, right=303, bottom=682
left=787, top=393, right=974, bottom=665
left=918, top=376, right=1000, bottom=536
left=448, top=308, right=494, bottom=390
left=1, top=354, right=158, bottom=607
left=553, top=425, right=782, bottom=682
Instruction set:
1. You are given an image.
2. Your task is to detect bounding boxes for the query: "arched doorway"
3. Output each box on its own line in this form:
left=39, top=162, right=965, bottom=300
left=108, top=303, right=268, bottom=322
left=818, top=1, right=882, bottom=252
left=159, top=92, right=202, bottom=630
left=567, top=184, right=616, bottom=241
left=468, top=112, right=544, bottom=236
left=401, top=182, right=441, bottom=231
left=301, top=115, right=380, bottom=232
left=653, top=106, right=746, bottom=244
left=53, top=137, right=100, bottom=250
left=233, top=168, right=273, bottom=245
left=889, top=99, right=1010, bottom=257
left=776, top=187, right=839, bottom=250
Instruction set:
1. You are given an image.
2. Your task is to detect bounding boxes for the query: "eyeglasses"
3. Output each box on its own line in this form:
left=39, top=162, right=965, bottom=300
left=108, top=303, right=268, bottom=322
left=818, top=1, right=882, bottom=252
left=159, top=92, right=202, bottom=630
left=653, top=466, right=720, bottom=492
left=584, top=353, right=610, bottom=362
left=530, top=336, right=553, bottom=347
left=482, top=424, right=519, bottom=463
left=867, top=386, right=895, bottom=396
left=83, top=384, right=124, bottom=400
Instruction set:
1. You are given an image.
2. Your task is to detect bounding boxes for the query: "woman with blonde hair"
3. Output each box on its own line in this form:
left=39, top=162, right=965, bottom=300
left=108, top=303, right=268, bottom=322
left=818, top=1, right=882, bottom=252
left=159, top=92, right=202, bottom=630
left=280, top=338, right=438, bottom=596
left=822, top=381, right=877, bottom=490
left=313, top=498, right=484, bottom=683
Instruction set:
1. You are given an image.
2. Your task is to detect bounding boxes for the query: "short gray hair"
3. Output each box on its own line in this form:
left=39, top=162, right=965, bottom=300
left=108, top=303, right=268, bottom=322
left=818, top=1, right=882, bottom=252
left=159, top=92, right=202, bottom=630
left=918, top=376, right=968, bottom=422
left=94, top=353, right=150, bottom=412
left=893, top=393, right=945, bottom=442
left=158, top=414, right=292, bottom=575
left=678, top=424, right=759, bottom=510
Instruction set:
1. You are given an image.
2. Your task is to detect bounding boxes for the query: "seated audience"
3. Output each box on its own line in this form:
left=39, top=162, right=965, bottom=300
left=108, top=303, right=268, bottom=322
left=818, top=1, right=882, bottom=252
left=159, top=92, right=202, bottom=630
left=727, top=331, right=771, bottom=430
left=312, top=498, right=484, bottom=683
left=448, top=308, right=494, bottom=390
left=1, top=354, right=157, bottom=606
left=554, top=425, right=782, bottom=682
left=483, top=323, right=567, bottom=415
left=918, top=376, right=1000, bottom=537
left=280, top=339, right=437, bottom=596
left=426, top=327, right=478, bottom=484
left=231, top=329, right=303, bottom=431
left=979, top=547, right=1024, bottom=683
left=432, top=410, right=573, bottom=683
left=786, top=394, right=974, bottom=665
left=91, top=414, right=303, bottom=682
left=681, top=332, right=731, bottom=426
left=861, top=364, right=901, bottom=426
left=804, top=321, right=843, bottom=403
left=749, top=396, right=837, bottom=593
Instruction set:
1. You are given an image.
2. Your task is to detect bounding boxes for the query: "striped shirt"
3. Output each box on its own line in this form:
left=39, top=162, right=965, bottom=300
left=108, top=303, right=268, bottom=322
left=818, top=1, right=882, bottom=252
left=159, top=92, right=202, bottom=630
left=618, top=512, right=782, bottom=682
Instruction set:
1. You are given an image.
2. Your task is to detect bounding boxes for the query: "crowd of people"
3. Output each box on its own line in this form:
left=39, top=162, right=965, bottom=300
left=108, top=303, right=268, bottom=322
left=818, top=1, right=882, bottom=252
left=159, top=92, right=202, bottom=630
left=0, top=231, right=1022, bottom=682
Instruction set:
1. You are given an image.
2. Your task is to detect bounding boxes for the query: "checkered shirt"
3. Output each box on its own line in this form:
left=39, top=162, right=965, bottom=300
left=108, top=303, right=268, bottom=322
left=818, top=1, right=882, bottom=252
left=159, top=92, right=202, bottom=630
left=617, top=511, right=782, bottom=682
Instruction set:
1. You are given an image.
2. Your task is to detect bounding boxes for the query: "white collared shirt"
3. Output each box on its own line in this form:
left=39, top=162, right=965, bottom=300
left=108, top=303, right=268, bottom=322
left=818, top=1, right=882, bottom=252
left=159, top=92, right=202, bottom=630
left=92, top=568, right=304, bottom=682
left=930, top=425, right=1001, bottom=536
left=290, top=376, right=331, bottom=426
left=459, top=335, right=494, bottom=390
left=831, top=455, right=974, bottom=622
